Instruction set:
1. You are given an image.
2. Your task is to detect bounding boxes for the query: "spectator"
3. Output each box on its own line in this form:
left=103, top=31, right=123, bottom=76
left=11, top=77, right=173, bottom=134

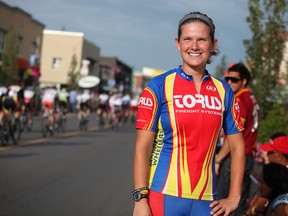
left=259, top=163, right=288, bottom=216
left=216, top=63, right=260, bottom=215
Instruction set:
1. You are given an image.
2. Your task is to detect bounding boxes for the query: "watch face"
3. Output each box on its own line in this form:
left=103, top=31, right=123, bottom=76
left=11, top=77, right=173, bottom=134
left=133, top=193, right=141, bottom=201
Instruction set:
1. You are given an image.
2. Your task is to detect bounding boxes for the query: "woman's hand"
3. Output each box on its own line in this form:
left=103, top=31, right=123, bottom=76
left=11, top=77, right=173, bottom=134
left=210, top=196, right=240, bottom=216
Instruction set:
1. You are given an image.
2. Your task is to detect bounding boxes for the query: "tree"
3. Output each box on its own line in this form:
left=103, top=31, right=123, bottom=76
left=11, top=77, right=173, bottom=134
left=258, top=103, right=288, bottom=142
left=0, top=26, right=19, bottom=85
left=214, top=55, right=228, bottom=79
left=244, top=0, right=288, bottom=141
left=66, top=53, right=79, bottom=91
left=244, top=0, right=288, bottom=119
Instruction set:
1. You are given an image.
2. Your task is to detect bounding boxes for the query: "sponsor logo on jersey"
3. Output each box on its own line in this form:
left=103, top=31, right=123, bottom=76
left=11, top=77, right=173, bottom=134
left=206, top=85, right=217, bottom=92
left=138, top=97, right=153, bottom=107
left=173, top=94, right=221, bottom=110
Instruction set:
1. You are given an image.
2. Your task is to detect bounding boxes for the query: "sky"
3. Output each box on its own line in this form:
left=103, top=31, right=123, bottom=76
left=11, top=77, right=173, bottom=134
left=4, top=0, right=252, bottom=74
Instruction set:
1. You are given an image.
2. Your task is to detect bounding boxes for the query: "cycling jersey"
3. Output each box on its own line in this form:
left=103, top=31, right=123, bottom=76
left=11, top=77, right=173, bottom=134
left=24, top=88, right=35, bottom=104
left=42, top=88, right=58, bottom=111
left=109, top=94, right=123, bottom=115
left=98, top=93, right=109, bottom=110
left=59, top=90, right=69, bottom=103
left=136, top=66, right=243, bottom=201
left=235, top=88, right=259, bottom=155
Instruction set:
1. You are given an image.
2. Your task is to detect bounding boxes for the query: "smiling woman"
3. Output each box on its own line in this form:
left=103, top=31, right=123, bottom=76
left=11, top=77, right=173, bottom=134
left=132, top=11, right=246, bottom=216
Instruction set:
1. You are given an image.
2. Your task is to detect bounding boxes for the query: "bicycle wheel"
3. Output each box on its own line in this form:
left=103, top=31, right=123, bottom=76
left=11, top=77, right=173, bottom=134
left=56, top=117, right=62, bottom=133
left=115, top=117, right=120, bottom=131
left=14, top=119, right=21, bottom=143
left=41, top=117, right=49, bottom=138
left=0, top=119, right=10, bottom=146
left=79, top=118, right=85, bottom=131
left=10, top=121, right=18, bottom=145
left=62, top=116, right=67, bottom=132
left=19, top=113, right=26, bottom=132
left=26, top=115, right=33, bottom=131
left=83, top=118, right=88, bottom=131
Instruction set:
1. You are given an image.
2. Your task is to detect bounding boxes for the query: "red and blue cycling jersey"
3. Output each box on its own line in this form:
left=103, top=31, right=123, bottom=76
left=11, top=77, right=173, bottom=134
left=136, top=66, right=243, bottom=201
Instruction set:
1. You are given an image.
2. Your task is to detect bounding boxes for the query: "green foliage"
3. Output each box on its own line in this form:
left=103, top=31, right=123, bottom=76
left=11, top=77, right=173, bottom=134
left=244, top=0, right=288, bottom=120
left=0, top=26, right=19, bottom=85
left=244, top=0, right=288, bottom=142
left=66, top=53, right=79, bottom=91
left=258, top=103, right=288, bottom=143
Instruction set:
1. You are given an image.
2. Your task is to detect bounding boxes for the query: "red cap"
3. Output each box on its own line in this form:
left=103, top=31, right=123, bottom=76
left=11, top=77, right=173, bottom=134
left=261, top=136, right=288, bottom=154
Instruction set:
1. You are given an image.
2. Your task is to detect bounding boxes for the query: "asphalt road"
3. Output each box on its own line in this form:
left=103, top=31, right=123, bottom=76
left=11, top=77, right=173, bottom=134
left=0, top=113, right=136, bottom=216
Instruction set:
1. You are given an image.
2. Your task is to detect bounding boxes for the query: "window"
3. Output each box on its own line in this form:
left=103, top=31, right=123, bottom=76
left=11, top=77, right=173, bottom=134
left=52, top=57, right=62, bottom=69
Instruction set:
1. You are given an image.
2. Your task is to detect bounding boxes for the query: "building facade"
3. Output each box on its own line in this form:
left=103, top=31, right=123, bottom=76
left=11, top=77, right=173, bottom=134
left=40, top=29, right=100, bottom=88
left=0, top=1, right=45, bottom=85
left=99, top=57, right=132, bottom=94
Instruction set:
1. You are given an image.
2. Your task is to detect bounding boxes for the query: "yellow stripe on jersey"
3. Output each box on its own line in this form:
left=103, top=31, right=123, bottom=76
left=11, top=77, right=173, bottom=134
left=211, top=77, right=225, bottom=113
left=192, top=129, right=218, bottom=200
left=162, top=73, right=178, bottom=194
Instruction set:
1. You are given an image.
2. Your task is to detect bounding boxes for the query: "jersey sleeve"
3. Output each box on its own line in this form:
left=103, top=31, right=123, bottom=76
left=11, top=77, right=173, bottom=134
left=136, top=79, right=162, bottom=132
left=222, top=84, right=244, bottom=135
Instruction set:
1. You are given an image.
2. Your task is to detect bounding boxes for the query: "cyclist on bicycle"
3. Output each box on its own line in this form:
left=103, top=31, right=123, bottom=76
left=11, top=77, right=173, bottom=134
left=58, top=88, right=69, bottom=117
left=4, top=85, right=24, bottom=122
left=108, top=89, right=123, bottom=127
left=77, top=90, right=91, bottom=123
left=129, top=96, right=139, bottom=122
left=96, top=91, right=109, bottom=126
left=41, top=87, right=58, bottom=130
left=22, top=86, right=35, bottom=129
left=121, top=91, right=131, bottom=123
left=0, top=86, right=8, bottom=123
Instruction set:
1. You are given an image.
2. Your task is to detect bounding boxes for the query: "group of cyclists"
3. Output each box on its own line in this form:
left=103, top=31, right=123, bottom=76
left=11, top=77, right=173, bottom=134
left=0, top=84, right=35, bottom=145
left=0, top=84, right=139, bottom=145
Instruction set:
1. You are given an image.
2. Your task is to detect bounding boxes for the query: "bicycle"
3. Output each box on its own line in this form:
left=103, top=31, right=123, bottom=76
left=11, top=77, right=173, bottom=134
left=97, top=107, right=106, bottom=127
left=41, top=108, right=54, bottom=138
left=111, top=105, right=122, bottom=131
left=0, top=109, right=21, bottom=146
left=19, top=110, right=33, bottom=132
left=56, top=108, right=67, bottom=133
left=79, top=105, right=89, bottom=131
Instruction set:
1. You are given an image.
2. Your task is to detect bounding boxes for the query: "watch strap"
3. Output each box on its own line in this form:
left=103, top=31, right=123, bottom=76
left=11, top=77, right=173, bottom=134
left=132, top=186, right=149, bottom=195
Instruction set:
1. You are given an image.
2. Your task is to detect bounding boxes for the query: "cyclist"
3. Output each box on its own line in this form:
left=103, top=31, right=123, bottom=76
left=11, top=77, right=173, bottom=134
left=108, top=89, right=123, bottom=127
left=97, top=91, right=109, bottom=126
left=77, top=89, right=91, bottom=123
left=0, top=86, right=8, bottom=123
left=5, top=85, right=24, bottom=122
left=22, top=86, right=35, bottom=130
left=58, top=88, right=69, bottom=117
left=129, top=96, right=139, bottom=122
left=41, top=87, right=58, bottom=130
left=121, top=91, right=131, bottom=123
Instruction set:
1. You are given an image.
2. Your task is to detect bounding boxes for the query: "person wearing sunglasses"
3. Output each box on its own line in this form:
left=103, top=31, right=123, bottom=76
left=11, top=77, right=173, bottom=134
left=215, top=63, right=260, bottom=215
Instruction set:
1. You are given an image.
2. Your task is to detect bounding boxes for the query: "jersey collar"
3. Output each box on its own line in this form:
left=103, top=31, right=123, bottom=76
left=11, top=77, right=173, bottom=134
left=176, top=66, right=211, bottom=82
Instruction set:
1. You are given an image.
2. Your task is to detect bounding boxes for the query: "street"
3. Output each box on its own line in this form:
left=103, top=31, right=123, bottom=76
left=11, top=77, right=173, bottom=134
left=0, top=113, right=136, bottom=216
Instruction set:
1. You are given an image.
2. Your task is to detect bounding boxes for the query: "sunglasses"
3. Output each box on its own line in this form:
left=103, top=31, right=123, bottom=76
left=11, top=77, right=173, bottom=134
left=225, top=77, right=242, bottom=83
left=267, top=151, right=278, bottom=155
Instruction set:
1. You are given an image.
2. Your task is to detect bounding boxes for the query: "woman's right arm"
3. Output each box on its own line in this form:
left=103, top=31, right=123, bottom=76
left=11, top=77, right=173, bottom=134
left=133, top=129, right=155, bottom=216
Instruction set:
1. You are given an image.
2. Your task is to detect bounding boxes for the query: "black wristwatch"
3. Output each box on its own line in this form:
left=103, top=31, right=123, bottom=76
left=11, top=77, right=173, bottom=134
left=133, top=191, right=148, bottom=202
left=132, top=187, right=149, bottom=202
